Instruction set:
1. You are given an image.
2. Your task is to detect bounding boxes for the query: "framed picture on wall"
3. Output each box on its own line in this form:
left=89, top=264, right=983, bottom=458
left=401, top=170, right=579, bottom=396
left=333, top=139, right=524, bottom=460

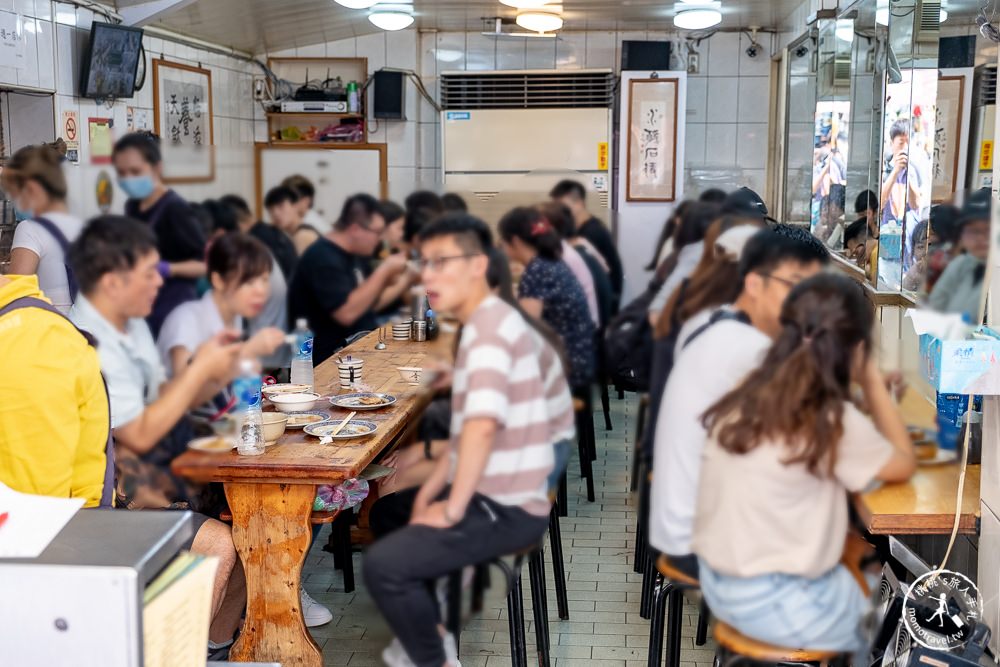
left=152, top=58, right=214, bottom=183
left=626, top=77, right=679, bottom=202
left=932, top=75, right=966, bottom=203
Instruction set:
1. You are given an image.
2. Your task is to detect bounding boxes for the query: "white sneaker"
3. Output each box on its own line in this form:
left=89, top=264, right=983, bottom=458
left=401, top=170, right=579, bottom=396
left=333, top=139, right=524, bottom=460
left=382, top=638, right=416, bottom=667
left=300, top=589, right=333, bottom=627
left=444, top=632, right=462, bottom=667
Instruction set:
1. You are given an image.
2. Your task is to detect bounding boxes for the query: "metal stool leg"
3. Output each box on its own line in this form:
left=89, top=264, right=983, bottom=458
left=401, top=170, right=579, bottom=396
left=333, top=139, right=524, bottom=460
left=557, top=470, right=568, bottom=518
left=646, top=579, right=672, bottom=667
left=601, top=382, right=613, bottom=431
left=666, top=587, right=684, bottom=667
left=576, top=414, right=596, bottom=502
left=528, top=551, right=550, bottom=667
left=695, top=598, right=709, bottom=646
left=507, top=572, right=528, bottom=667
left=471, top=563, right=488, bottom=614
left=548, top=507, right=569, bottom=620
left=336, top=512, right=355, bottom=593
left=640, top=554, right=656, bottom=619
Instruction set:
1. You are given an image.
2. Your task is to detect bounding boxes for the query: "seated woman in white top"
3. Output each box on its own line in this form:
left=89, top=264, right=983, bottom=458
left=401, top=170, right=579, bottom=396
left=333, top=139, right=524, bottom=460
left=3, top=143, right=83, bottom=314
left=693, top=273, right=915, bottom=651
left=157, top=232, right=284, bottom=404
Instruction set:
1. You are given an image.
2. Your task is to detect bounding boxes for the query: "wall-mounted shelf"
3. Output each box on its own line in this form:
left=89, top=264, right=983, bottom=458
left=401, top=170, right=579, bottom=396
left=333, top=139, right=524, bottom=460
left=265, top=57, right=368, bottom=145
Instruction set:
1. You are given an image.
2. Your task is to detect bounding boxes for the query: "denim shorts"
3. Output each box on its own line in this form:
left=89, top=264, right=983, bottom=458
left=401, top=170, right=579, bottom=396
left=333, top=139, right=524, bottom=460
left=698, top=558, right=868, bottom=651
left=546, top=438, right=572, bottom=494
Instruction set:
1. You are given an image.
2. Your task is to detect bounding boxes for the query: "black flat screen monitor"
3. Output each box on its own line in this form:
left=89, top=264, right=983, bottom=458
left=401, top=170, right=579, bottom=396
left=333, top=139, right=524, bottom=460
left=80, top=22, right=143, bottom=99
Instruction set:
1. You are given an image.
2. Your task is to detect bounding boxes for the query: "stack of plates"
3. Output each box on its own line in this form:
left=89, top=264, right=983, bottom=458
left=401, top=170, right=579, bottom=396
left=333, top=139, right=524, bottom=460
left=391, top=320, right=411, bottom=341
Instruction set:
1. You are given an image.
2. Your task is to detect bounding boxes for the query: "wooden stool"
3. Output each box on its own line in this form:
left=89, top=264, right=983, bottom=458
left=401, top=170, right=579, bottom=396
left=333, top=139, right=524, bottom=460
left=647, top=555, right=709, bottom=667
left=713, top=622, right=847, bottom=666
left=572, top=396, right=596, bottom=502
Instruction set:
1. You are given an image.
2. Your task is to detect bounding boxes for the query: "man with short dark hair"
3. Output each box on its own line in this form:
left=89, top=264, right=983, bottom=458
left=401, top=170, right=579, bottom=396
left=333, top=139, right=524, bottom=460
left=364, top=213, right=554, bottom=667
left=223, top=193, right=298, bottom=281
left=721, top=186, right=773, bottom=223
left=266, top=185, right=319, bottom=256
left=282, top=173, right=327, bottom=232
left=289, top=193, right=413, bottom=364
left=650, top=225, right=831, bottom=579
left=550, top=179, right=623, bottom=309
left=68, top=215, right=249, bottom=646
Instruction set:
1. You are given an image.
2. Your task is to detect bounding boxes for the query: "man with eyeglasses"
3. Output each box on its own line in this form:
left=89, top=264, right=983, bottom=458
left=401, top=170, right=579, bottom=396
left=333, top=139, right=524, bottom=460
left=928, top=187, right=992, bottom=321
left=649, top=225, right=830, bottom=580
left=289, top=193, right=415, bottom=365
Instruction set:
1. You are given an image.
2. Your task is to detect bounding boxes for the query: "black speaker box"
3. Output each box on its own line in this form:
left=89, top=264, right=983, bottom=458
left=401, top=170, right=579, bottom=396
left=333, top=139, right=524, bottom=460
left=621, top=41, right=673, bottom=71
left=374, top=70, right=406, bottom=120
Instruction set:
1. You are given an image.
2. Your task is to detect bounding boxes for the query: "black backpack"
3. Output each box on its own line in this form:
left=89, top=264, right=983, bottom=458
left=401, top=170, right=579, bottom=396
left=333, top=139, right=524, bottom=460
left=604, top=277, right=665, bottom=393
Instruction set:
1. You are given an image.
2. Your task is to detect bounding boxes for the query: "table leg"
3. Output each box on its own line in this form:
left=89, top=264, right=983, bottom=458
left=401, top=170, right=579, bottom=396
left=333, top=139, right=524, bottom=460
left=225, top=482, right=321, bottom=667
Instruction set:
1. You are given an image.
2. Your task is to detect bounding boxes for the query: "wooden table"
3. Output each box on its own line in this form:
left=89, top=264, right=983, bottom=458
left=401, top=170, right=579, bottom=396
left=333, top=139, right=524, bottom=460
left=852, top=387, right=981, bottom=536
left=172, top=330, right=451, bottom=667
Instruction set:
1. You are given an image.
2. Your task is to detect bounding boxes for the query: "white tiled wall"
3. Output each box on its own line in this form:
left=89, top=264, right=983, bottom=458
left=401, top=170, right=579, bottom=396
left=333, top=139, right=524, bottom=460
left=273, top=29, right=779, bottom=201
left=3, top=1, right=258, bottom=219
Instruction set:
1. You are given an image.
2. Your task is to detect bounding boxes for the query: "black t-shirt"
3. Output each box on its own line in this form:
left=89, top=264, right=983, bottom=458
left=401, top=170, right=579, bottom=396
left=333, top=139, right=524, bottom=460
left=288, top=237, right=377, bottom=365
left=578, top=216, right=623, bottom=308
left=250, top=221, right=298, bottom=281
left=577, top=243, right=613, bottom=328
left=125, top=189, right=205, bottom=337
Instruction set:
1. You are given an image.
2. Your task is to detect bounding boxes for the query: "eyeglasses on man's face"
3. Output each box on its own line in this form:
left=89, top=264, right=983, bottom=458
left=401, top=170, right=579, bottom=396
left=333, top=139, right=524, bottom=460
left=417, top=253, right=482, bottom=273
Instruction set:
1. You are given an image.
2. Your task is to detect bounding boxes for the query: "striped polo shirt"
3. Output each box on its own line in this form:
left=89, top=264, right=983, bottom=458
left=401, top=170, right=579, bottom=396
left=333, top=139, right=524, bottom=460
left=533, top=330, right=575, bottom=445
left=449, top=295, right=555, bottom=517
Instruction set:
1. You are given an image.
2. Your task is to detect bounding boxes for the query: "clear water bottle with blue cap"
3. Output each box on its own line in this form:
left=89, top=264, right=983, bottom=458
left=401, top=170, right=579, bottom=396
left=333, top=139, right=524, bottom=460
left=234, top=358, right=265, bottom=456
left=290, top=318, right=314, bottom=389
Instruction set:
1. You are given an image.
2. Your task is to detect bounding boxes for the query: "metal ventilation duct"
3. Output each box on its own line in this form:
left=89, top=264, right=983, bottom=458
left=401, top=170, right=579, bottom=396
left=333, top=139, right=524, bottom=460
left=440, top=70, right=616, bottom=110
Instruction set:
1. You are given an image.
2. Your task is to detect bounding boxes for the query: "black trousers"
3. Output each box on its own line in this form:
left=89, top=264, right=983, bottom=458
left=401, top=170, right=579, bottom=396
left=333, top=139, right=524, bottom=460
left=363, top=487, right=548, bottom=667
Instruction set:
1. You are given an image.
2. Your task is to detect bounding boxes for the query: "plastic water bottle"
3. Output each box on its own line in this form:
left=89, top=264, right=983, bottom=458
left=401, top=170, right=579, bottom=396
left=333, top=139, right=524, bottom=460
left=290, top=318, right=314, bottom=389
left=234, top=359, right=265, bottom=456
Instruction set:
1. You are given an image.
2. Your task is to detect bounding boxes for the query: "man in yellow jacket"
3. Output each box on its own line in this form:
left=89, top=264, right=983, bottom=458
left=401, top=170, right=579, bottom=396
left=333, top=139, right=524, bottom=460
left=0, top=274, right=110, bottom=507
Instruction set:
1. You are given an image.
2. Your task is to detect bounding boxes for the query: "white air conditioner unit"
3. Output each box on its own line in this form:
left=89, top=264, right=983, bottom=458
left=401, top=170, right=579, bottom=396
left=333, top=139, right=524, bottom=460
left=440, top=70, right=614, bottom=210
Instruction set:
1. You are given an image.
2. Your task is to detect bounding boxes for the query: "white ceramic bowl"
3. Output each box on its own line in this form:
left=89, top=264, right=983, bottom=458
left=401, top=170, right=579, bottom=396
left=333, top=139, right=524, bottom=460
left=269, top=392, right=321, bottom=412
left=261, top=412, right=289, bottom=442
left=262, top=383, right=311, bottom=398
left=396, top=366, right=423, bottom=385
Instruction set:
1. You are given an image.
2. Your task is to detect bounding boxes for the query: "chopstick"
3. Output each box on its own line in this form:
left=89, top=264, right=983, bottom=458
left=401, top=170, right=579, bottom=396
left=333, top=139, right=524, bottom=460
left=328, top=411, right=357, bottom=438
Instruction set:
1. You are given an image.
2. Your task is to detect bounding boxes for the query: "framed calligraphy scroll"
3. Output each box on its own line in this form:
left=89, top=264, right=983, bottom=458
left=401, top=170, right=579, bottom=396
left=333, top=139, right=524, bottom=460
left=626, top=77, right=679, bottom=202
left=931, top=75, right=965, bottom=203
left=153, top=59, right=214, bottom=183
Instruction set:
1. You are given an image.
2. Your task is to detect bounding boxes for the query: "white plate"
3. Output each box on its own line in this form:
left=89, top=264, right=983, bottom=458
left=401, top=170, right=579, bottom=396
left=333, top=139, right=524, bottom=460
left=918, top=450, right=959, bottom=466
left=284, top=411, right=330, bottom=429
left=330, top=392, right=397, bottom=410
left=188, top=436, right=235, bottom=453
left=304, top=420, right=378, bottom=439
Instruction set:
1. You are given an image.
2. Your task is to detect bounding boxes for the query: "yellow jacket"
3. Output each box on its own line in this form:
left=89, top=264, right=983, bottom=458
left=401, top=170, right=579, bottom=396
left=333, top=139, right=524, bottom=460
left=0, top=275, right=109, bottom=507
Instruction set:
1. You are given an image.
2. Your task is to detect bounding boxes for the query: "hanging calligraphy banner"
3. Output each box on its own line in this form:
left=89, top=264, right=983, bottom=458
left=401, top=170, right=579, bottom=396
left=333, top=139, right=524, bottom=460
left=626, top=78, right=679, bottom=202
left=153, top=59, right=214, bottom=183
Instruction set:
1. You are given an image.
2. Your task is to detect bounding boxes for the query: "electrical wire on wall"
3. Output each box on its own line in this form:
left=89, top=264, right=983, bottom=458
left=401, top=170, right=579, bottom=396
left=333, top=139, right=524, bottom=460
left=978, top=0, right=1000, bottom=42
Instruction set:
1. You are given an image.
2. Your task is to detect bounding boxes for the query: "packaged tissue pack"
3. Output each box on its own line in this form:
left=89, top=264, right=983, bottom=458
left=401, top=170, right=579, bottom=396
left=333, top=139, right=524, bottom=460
left=920, top=327, right=1000, bottom=394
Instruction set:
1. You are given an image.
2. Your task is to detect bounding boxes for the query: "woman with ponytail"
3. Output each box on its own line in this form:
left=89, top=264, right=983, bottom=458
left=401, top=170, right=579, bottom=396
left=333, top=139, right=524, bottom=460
left=4, top=144, right=81, bottom=313
left=691, top=273, right=915, bottom=650
left=498, top=206, right=596, bottom=390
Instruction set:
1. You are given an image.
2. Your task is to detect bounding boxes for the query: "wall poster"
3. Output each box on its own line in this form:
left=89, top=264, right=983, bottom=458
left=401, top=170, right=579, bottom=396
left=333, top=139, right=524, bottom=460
left=931, top=75, right=965, bottom=203
left=626, top=78, right=679, bottom=202
left=153, top=59, right=214, bottom=183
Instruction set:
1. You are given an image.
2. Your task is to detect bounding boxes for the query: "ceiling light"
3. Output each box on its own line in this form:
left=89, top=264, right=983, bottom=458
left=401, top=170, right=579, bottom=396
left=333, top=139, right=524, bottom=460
left=673, top=7, right=722, bottom=30
left=939, top=8, right=948, bottom=22
left=516, top=11, right=563, bottom=33
left=369, top=7, right=414, bottom=30
left=334, top=0, right=378, bottom=8
left=500, top=0, right=552, bottom=8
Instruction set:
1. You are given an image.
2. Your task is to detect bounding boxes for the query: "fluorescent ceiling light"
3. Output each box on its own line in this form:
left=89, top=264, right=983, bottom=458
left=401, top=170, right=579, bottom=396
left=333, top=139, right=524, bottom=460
left=369, top=7, right=414, bottom=30
left=835, top=23, right=854, bottom=42
left=334, top=0, right=378, bottom=8
left=940, top=8, right=948, bottom=22
left=673, top=7, right=722, bottom=30
left=500, top=0, right=552, bottom=8
left=516, top=11, right=563, bottom=33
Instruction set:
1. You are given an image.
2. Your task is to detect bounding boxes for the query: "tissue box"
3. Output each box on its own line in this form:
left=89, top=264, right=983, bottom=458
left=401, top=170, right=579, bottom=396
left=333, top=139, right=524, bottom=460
left=920, top=332, right=1000, bottom=394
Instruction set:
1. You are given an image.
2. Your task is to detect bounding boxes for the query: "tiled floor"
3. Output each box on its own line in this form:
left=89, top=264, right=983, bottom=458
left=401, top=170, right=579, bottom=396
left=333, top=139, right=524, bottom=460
left=301, top=393, right=718, bottom=666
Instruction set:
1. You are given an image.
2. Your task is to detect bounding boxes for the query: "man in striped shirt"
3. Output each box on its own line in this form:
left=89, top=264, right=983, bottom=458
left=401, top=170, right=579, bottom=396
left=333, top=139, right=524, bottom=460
left=364, top=214, right=554, bottom=667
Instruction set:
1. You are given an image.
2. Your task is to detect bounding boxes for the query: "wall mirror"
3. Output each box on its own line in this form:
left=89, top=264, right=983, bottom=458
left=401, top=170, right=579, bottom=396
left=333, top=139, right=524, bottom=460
left=781, top=32, right=819, bottom=224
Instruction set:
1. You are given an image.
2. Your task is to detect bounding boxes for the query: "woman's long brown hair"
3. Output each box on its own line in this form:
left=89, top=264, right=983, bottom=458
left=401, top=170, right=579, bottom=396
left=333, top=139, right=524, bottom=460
left=654, top=214, right=763, bottom=339
left=700, top=273, right=875, bottom=476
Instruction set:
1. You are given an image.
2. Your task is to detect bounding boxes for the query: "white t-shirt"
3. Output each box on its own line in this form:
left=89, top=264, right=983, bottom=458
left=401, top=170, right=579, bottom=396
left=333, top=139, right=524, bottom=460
left=561, top=240, right=599, bottom=325
left=649, top=311, right=771, bottom=556
left=11, top=212, right=84, bottom=313
left=249, top=256, right=290, bottom=368
left=157, top=291, right=242, bottom=376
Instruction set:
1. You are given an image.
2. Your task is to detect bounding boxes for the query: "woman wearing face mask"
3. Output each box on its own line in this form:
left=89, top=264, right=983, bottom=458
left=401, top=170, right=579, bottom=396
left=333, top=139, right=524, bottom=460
left=112, top=132, right=207, bottom=336
left=4, top=144, right=81, bottom=314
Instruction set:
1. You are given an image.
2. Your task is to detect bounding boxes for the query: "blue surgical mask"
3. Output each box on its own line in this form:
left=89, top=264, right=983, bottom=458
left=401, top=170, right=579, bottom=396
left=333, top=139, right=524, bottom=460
left=118, top=175, right=156, bottom=200
left=13, top=203, right=33, bottom=221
